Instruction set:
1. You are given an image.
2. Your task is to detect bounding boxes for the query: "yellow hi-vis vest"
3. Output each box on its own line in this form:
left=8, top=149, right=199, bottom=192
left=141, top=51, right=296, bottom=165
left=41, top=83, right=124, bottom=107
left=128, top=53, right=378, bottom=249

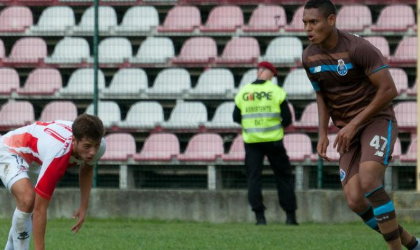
left=234, top=80, right=286, bottom=143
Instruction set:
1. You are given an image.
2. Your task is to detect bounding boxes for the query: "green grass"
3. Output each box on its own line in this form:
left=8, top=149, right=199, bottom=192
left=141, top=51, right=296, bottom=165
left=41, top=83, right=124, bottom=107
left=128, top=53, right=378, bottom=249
left=1, top=218, right=420, bottom=250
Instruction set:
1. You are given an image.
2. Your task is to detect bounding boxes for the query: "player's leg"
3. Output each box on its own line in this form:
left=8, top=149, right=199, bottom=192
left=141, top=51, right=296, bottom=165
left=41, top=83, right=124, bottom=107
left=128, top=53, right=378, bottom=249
left=0, top=153, right=34, bottom=250
left=244, top=143, right=266, bottom=224
left=266, top=140, right=297, bottom=225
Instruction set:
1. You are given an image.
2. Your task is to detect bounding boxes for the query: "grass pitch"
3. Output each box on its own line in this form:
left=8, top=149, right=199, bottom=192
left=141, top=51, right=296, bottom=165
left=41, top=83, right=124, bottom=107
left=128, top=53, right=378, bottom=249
left=1, top=218, right=419, bottom=250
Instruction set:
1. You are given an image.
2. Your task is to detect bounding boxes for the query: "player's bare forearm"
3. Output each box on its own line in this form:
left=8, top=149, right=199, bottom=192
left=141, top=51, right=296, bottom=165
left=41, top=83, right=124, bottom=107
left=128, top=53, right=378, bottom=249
left=79, top=164, right=93, bottom=210
left=316, top=93, right=330, bottom=137
left=349, top=69, right=397, bottom=128
left=33, top=194, right=50, bottom=250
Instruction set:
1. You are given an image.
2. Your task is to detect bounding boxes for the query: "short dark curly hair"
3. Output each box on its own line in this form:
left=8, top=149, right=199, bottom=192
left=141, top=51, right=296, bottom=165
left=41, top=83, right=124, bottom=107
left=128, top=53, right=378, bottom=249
left=72, top=114, right=104, bottom=142
left=304, top=0, right=337, bottom=18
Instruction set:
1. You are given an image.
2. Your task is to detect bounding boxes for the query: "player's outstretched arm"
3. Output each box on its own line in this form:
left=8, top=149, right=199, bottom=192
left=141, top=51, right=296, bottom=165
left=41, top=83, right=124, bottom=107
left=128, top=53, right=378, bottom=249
left=72, top=164, right=93, bottom=233
left=33, top=193, right=50, bottom=250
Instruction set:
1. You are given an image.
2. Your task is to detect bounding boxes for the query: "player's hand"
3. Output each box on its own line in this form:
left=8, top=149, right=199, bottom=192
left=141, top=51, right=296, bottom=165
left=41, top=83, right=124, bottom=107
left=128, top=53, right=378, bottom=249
left=317, top=135, right=331, bottom=161
left=334, top=123, right=357, bottom=154
left=71, top=209, right=86, bottom=233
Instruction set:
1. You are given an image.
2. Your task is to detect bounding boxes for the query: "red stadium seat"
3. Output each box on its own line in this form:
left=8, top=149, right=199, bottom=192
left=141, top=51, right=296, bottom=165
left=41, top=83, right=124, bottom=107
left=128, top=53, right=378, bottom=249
left=336, top=4, right=371, bottom=32
left=242, top=5, right=286, bottom=32
left=171, top=37, right=217, bottom=65
left=101, top=133, right=136, bottom=161
left=216, top=37, right=260, bottom=65
left=0, top=67, right=19, bottom=95
left=18, top=68, right=62, bottom=96
left=39, top=101, right=78, bottom=122
left=393, top=101, right=416, bottom=131
left=389, top=68, right=408, bottom=95
left=283, top=133, right=313, bottom=162
left=400, top=138, right=416, bottom=162
left=0, top=101, right=34, bottom=129
left=158, top=6, right=201, bottom=33
left=200, top=5, right=243, bottom=33
left=389, top=36, right=417, bottom=66
left=135, top=133, right=180, bottom=161
left=222, top=134, right=244, bottom=162
left=4, top=37, right=47, bottom=66
left=363, top=36, right=390, bottom=60
left=178, top=133, right=224, bottom=161
left=294, top=102, right=318, bottom=131
left=285, top=6, right=304, bottom=32
left=371, top=4, right=415, bottom=32
left=0, top=6, right=33, bottom=33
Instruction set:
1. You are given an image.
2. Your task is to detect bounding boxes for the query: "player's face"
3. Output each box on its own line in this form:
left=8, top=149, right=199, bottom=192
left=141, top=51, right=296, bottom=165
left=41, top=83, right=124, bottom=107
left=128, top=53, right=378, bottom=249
left=303, top=8, right=335, bottom=45
left=73, top=137, right=100, bottom=163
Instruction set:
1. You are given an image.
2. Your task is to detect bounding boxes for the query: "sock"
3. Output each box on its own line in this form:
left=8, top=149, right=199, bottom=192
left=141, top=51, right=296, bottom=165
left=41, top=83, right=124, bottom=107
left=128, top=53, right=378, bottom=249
left=357, top=206, right=380, bottom=232
left=11, top=208, right=32, bottom=250
left=365, top=186, right=400, bottom=243
left=399, top=225, right=418, bottom=250
left=5, top=226, right=14, bottom=250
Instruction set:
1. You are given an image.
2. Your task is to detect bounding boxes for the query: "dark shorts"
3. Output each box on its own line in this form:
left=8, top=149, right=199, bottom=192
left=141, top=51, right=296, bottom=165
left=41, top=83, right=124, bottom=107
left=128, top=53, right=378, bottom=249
left=339, top=117, right=398, bottom=185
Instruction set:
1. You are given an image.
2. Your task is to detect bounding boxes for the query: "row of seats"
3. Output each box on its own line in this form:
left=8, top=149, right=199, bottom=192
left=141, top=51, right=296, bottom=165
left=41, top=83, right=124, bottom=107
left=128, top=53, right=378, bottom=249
left=0, top=67, right=415, bottom=99
left=0, top=4, right=416, bottom=35
left=0, top=35, right=415, bottom=68
left=0, top=100, right=416, bottom=132
left=101, top=132, right=418, bottom=163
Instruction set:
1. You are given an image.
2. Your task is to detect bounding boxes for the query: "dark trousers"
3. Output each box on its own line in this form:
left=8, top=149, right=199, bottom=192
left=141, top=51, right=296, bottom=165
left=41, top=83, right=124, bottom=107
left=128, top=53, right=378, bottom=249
left=245, top=140, right=297, bottom=213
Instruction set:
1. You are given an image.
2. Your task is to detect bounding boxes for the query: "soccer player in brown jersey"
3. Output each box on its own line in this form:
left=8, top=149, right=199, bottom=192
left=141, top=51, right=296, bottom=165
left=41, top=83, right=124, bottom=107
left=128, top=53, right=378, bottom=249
left=301, top=0, right=419, bottom=249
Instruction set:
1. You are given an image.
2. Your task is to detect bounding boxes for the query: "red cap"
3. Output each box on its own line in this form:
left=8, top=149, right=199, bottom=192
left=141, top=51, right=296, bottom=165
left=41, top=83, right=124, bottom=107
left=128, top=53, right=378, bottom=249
left=258, top=61, right=278, bottom=76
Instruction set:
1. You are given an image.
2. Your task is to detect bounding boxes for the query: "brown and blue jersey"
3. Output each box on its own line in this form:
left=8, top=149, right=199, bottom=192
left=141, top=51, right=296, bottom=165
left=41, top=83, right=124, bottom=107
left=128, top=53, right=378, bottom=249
left=302, top=30, right=395, bottom=128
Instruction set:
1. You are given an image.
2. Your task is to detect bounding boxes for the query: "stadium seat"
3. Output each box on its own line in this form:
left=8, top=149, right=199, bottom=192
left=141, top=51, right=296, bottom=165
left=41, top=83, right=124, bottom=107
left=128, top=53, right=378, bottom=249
left=0, top=101, right=34, bottom=129
left=283, top=133, right=313, bottom=162
left=101, top=133, right=136, bottom=161
left=0, top=39, right=4, bottom=60
left=96, top=37, right=132, bottom=64
left=0, top=67, right=19, bottom=95
left=0, top=6, right=32, bottom=33
left=363, top=36, right=390, bottom=60
left=119, top=101, right=164, bottom=130
left=130, top=37, right=175, bottom=64
left=189, top=68, right=235, bottom=98
left=407, top=80, right=416, bottom=96
left=60, top=68, right=105, bottom=97
left=283, top=69, right=315, bottom=99
left=200, top=5, right=243, bottom=33
left=30, top=6, right=75, bottom=34
left=216, top=37, right=260, bottom=65
left=85, top=101, right=121, bottom=128
left=389, top=36, right=417, bottom=66
left=222, top=134, right=244, bottom=161
left=262, top=37, right=302, bottom=65
left=336, top=4, right=372, bottom=32
left=393, top=101, right=416, bottom=131
left=171, top=37, right=217, bottom=65
left=294, top=102, right=318, bottom=130
left=102, top=68, right=148, bottom=97
left=237, top=68, right=277, bottom=91
left=73, top=6, right=117, bottom=34
left=162, top=101, right=207, bottom=130
left=285, top=6, right=304, bottom=32
left=39, top=101, right=77, bottom=121
left=135, top=133, right=180, bottom=161
left=206, top=102, right=240, bottom=130
left=158, top=6, right=201, bottom=33
left=371, top=4, right=415, bottom=32
left=115, top=6, right=159, bottom=34
left=178, top=133, right=224, bottom=161
left=243, top=5, right=286, bottom=32
left=392, top=138, right=402, bottom=162
left=389, top=68, right=408, bottom=95
left=17, top=68, right=62, bottom=96
left=4, top=37, right=47, bottom=66
left=400, top=138, right=416, bottom=162
left=45, top=37, right=90, bottom=65
left=146, top=68, right=191, bottom=98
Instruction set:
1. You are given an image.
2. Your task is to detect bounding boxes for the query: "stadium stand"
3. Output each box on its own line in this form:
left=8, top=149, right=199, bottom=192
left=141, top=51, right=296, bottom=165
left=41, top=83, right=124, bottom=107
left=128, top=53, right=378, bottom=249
left=393, top=101, right=416, bottom=131
left=0, top=101, right=34, bottom=129
left=0, top=6, right=32, bottom=33
left=242, top=5, right=286, bottom=32
left=216, top=37, right=260, bottom=65
left=158, top=5, right=201, bottom=33
left=85, top=101, right=121, bottom=128
left=189, top=68, right=235, bottom=98
left=115, top=6, right=159, bottom=34
left=60, top=68, right=106, bottom=97
left=171, top=37, right=217, bottom=66
left=17, top=67, right=62, bottom=96
left=283, top=133, right=313, bottom=162
left=4, top=37, right=47, bottom=66
left=146, top=68, right=191, bottom=98
left=130, top=37, right=175, bottom=64
left=45, top=37, right=90, bottom=65
left=0, top=67, right=19, bottom=95
left=237, top=69, right=278, bottom=91
left=200, top=5, right=243, bottom=33
left=363, top=36, right=390, bottom=60
left=178, top=133, right=224, bottom=161
left=371, top=4, right=415, bottom=32
left=261, top=37, right=303, bottom=65
left=285, top=6, right=304, bottom=32
left=400, top=138, right=416, bottom=162
left=205, top=101, right=240, bottom=130
left=389, top=68, right=409, bottom=96
left=336, top=4, right=372, bottom=32
left=39, top=101, right=78, bottom=121
left=102, top=68, right=148, bottom=98
left=95, top=37, right=132, bottom=64
left=389, top=36, right=417, bottom=66
left=162, top=101, right=207, bottom=130
left=73, top=6, right=117, bottom=34
left=282, top=68, right=315, bottom=99
left=101, top=133, right=136, bottom=161
left=293, top=102, right=318, bottom=131
left=30, top=6, right=75, bottom=34
left=119, top=101, right=164, bottom=130
left=222, top=134, right=244, bottom=162
left=135, top=133, right=180, bottom=162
